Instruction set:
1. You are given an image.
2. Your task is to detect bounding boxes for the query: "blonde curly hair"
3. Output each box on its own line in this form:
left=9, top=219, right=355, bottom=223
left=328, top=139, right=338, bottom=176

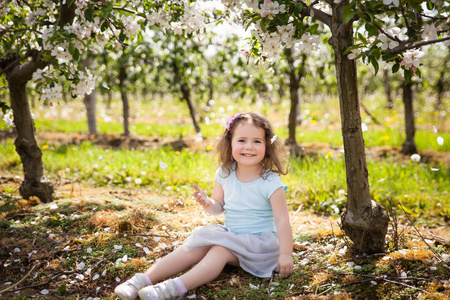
left=215, top=112, right=288, bottom=177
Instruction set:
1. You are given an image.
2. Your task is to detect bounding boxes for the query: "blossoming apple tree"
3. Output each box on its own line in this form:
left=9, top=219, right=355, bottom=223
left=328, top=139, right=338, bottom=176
left=0, top=0, right=211, bottom=202
left=231, top=0, right=449, bottom=253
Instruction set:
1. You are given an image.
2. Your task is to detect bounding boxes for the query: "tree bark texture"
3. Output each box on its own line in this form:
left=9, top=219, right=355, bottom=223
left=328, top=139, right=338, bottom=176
left=7, top=76, right=53, bottom=202
left=330, top=1, right=389, bottom=254
left=401, top=81, right=417, bottom=155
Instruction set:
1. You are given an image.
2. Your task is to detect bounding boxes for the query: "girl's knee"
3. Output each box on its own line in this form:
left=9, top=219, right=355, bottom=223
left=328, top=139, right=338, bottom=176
left=209, top=245, right=238, bottom=265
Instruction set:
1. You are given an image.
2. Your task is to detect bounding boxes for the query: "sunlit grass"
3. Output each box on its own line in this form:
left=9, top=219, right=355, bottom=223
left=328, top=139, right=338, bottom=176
left=1, top=139, right=448, bottom=220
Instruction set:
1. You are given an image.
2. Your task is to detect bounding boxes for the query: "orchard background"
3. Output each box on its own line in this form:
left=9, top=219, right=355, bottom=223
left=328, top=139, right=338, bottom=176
left=1, top=0, right=449, bottom=299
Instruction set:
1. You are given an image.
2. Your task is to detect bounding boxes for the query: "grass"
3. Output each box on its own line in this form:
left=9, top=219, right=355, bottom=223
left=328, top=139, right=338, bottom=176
left=1, top=95, right=449, bottom=151
left=1, top=136, right=449, bottom=221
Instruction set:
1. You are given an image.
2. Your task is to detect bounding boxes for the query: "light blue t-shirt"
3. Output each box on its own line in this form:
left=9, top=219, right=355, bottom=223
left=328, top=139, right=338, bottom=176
left=216, top=167, right=288, bottom=235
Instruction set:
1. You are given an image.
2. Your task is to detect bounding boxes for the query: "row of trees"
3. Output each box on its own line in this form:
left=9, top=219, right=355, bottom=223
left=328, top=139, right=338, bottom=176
left=1, top=0, right=449, bottom=255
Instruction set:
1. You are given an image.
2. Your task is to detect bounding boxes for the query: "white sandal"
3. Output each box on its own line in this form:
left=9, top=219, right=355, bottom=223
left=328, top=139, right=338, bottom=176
left=138, top=279, right=185, bottom=300
left=114, top=273, right=150, bottom=300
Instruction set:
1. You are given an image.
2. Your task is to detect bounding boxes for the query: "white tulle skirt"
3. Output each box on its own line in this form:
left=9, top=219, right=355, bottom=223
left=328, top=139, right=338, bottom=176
left=182, top=224, right=279, bottom=278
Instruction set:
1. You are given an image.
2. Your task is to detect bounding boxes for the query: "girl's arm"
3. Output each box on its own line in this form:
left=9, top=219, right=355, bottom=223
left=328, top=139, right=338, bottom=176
left=193, top=179, right=224, bottom=216
left=270, top=187, right=294, bottom=278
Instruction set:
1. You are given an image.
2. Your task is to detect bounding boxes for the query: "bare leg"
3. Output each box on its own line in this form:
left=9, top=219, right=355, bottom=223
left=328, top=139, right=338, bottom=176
left=144, top=245, right=210, bottom=283
left=179, top=245, right=239, bottom=290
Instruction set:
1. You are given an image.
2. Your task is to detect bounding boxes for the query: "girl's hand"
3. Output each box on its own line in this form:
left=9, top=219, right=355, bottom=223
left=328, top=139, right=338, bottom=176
left=193, top=184, right=211, bottom=207
left=277, top=254, right=294, bottom=278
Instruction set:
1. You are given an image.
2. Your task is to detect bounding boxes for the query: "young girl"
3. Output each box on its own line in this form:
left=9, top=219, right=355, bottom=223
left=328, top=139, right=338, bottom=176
left=115, top=112, right=293, bottom=300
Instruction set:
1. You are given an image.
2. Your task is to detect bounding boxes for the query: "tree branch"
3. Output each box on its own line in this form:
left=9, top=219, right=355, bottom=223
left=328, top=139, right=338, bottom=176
left=0, top=51, right=34, bottom=76
left=300, top=5, right=332, bottom=28
left=388, top=36, right=450, bottom=55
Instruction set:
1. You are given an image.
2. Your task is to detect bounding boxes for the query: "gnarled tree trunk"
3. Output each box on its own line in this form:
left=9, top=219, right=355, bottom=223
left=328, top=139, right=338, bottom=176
left=2, top=1, right=76, bottom=203
left=7, top=65, right=53, bottom=202
left=330, top=1, right=389, bottom=254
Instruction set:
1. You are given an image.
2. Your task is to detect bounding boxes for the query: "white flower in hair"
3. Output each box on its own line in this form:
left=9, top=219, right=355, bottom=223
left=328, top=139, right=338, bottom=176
left=270, top=135, right=277, bottom=144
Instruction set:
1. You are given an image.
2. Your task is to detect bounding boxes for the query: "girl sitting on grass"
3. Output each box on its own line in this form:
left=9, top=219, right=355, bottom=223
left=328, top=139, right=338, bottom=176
left=115, top=112, right=293, bottom=300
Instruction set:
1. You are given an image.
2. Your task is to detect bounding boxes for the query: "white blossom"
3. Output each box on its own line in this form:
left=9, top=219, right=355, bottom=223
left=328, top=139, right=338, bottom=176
left=377, top=35, right=399, bottom=50
left=3, top=110, right=14, bottom=128
left=383, top=0, right=399, bottom=6
left=421, top=23, right=438, bottom=41
left=347, top=48, right=361, bottom=60
left=401, top=49, right=424, bottom=70
left=410, top=154, right=421, bottom=162
left=260, top=1, right=286, bottom=19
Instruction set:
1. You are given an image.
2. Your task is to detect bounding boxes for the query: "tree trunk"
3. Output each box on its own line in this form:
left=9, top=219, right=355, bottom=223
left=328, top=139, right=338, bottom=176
left=119, top=66, right=130, bottom=136
left=208, top=65, right=214, bottom=102
left=83, top=57, right=98, bottom=135
left=383, top=68, right=393, bottom=110
left=330, top=1, right=389, bottom=254
left=435, top=71, right=443, bottom=111
left=284, top=47, right=300, bottom=147
left=106, top=90, right=112, bottom=111
left=172, top=58, right=202, bottom=135
left=8, top=76, right=53, bottom=202
left=182, top=83, right=201, bottom=134
left=401, top=81, right=417, bottom=155
left=1, top=1, right=76, bottom=203
left=84, top=90, right=98, bottom=135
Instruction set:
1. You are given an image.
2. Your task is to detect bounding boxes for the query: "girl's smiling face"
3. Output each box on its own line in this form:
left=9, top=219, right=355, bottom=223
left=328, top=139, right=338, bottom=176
left=231, top=122, right=266, bottom=168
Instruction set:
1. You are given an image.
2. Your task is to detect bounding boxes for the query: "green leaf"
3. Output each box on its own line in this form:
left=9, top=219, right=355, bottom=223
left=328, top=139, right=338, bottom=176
left=343, top=44, right=360, bottom=55
left=73, top=48, right=80, bottom=61
left=382, top=53, right=399, bottom=62
left=101, top=21, right=108, bottom=32
left=84, top=8, right=93, bottom=22
left=119, top=32, right=126, bottom=43
left=404, top=69, right=412, bottom=83
left=294, top=19, right=304, bottom=36
left=365, top=23, right=379, bottom=37
left=356, top=32, right=368, bottom=44
left=392, top=63, right=400, bottom=73
left=0, top=102, right=10, bottom=114
left=370, top=56, right=379, bottom=75
left=365, top=11, right=375, bottom=22
left=68, top=43, right=76, bottom=56
left=415, top=68, right=422, bottom=78
left=343, top=5, right=356, bottom=24
left=307, top=24, right=319, bottom=34
left=293, top=2, right=304, bottom=17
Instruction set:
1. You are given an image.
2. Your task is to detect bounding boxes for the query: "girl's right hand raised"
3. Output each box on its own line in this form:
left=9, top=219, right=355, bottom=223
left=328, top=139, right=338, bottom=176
left=193, top=184, right=211, bottom=207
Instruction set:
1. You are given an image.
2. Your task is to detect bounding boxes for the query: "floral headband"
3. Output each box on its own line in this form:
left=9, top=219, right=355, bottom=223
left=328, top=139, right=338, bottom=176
left=226, top=113, right=241, bottom=131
